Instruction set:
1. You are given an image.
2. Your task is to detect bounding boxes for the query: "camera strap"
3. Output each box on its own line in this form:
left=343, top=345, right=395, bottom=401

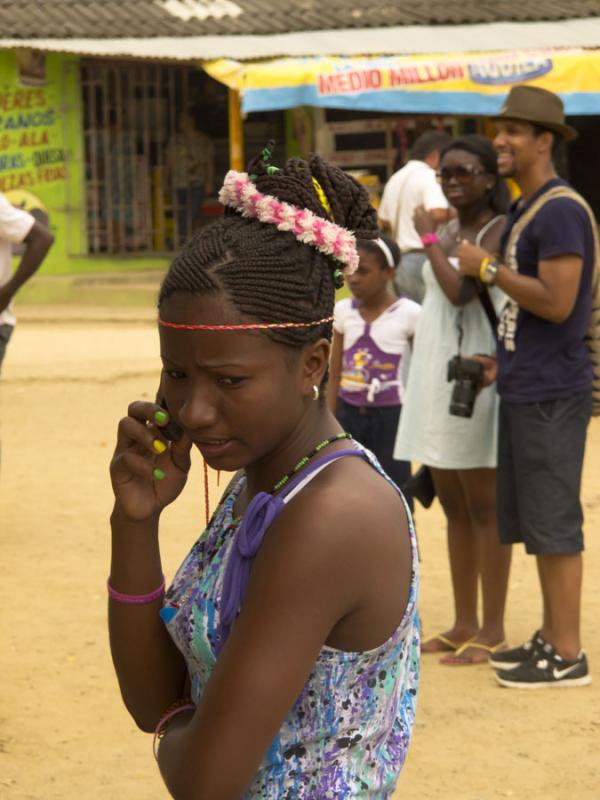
left=455, top=285, right=498, bottom=353
left=454, top=214, right=502, bottom=351
left=475, top=284, right=499, bottom=334
left=456, top=310, right=465, bottom=352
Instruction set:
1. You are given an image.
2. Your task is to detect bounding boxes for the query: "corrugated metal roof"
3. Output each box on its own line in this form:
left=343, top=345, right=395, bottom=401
left=0, top=0, right=599, bottom=38
left=1, top=19, right=600, bottom=60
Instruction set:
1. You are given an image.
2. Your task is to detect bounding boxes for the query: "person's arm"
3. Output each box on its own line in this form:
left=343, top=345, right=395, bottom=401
left=0, top=221, right=53, bottom=313
left=109, top=400, right=194, bottom=730
left=156, top=471, right=410, bottom=799
left=413, top=205, right=462, bottom=304
left=429, top=208, right=453, bottom=225
left=458, top=242, right=583, bottom=324
left=377, top=182, right=395, bottom=237
left=327, top=329, right=344, bottom=413
left=422, top=168, right=452, bottom=226
left=459, top=200, right=589, bottom=324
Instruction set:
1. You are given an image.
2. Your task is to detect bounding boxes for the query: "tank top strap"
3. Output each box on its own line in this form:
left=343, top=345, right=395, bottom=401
left=279, top=447, right=366, bottom=503
left=214, top=445, right=367, bottom=655
left=475, top=214, right=504, bottom=246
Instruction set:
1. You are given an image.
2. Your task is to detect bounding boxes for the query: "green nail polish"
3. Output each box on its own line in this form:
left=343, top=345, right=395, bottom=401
left=153, top=468, right=165, bottom=481
left=154, top=410, right=168, bottom=424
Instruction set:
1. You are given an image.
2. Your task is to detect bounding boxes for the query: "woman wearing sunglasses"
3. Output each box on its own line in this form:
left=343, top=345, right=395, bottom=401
left=394, top=134, right=513, bottom=665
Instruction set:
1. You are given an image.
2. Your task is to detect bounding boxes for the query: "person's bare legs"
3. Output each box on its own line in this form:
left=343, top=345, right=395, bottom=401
left=421, top=468, right=479, bottom=653
left=537, top=553, right=582, bottom=660
left=441, top=468, right=512, bottom=664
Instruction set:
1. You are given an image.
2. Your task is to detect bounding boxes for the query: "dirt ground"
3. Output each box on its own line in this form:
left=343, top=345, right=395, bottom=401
left=1, top=312, right=599, bottom=800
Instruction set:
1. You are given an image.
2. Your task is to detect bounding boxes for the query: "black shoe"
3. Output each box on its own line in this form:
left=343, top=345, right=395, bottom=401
left=489, top=630, right=545, bottom=670
left=495, top=642, right=591, bottom=689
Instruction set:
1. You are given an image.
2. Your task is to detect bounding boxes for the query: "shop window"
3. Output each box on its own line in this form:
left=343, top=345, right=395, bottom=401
left=316, top=109, right=459, bottom=209
left=81, top=60, right=228, bottom=255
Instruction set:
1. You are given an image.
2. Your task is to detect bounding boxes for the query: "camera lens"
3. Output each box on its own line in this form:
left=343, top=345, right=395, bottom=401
left=449, top=380, right=479, bottom=417
left=447, top=357, right=484, bottom=418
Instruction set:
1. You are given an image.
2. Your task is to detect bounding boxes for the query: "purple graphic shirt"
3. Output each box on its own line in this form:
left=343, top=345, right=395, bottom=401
left=334, top=297, right=421, bottom=407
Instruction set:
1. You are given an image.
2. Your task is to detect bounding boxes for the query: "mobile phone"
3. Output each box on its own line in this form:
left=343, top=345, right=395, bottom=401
left=158, top=397, right=183, bottom=442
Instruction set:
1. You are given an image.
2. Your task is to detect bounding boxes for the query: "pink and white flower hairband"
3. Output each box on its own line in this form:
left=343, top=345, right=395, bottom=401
left=218, top=170, right=360, bottom=276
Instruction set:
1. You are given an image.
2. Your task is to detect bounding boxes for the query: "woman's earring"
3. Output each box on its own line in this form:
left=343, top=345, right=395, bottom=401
left=313, top=385, right=320, bottom=401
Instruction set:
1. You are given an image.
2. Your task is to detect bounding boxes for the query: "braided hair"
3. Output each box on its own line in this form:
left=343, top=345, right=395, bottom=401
left=158, top=146, right=378, bottom=348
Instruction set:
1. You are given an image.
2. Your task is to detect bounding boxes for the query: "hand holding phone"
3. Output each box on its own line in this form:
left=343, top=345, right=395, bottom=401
left=110, top=395, right=191, bottom=521
left=158, top=398, right=183, bottom=442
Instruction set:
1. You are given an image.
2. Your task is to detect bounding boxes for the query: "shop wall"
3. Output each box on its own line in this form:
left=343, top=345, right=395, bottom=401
left=0, top=49, right=90, bottom=273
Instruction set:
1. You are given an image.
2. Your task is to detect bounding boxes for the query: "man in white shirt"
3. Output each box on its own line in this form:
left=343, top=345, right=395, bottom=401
left=0, top=191, right=54, bottom=372
left=379, top=131, right=451, bottom=302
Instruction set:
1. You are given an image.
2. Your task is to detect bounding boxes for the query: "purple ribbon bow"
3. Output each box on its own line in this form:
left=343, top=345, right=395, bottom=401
left=214, top=490, right=285, bottom=654
left=213, top=448, right=362, bottom=656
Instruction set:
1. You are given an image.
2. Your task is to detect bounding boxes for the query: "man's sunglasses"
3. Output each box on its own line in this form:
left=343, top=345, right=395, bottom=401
left=437, top=165, right=486, bottom=183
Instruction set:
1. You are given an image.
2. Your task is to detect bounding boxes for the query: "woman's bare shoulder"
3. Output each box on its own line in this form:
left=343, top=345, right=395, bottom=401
left=272, top=453, right=409, bottom=564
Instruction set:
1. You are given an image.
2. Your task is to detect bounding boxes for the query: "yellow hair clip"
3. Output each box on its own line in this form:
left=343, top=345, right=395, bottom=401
left=311, top=178, right=333, bottom=219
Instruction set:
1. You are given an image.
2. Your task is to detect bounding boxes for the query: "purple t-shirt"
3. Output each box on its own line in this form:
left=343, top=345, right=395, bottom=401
left=497, top=178, right=594, bottom=403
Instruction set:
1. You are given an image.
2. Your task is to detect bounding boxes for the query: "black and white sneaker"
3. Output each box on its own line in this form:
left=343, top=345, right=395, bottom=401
left=495, top=642, right=591, bottom=688
left=489, top=630, right=546, bottom=670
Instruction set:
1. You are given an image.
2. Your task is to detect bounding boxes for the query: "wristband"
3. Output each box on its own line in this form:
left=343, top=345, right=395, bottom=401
left=107, top=575, right=165, bottom=604
left=420, top=232, right=440, bottom=247
left=479, top=256, right=491, bottom=281
left=153, top=699, right=195, bottom=760
left=479, top=256, right=499, bottom=285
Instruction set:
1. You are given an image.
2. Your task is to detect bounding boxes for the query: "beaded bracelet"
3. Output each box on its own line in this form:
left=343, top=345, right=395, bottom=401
left=107, top=575, right=166, bottom=604
left=153, top=699, right=195, bottom=760
left=420, top=232, right=440, bottom=247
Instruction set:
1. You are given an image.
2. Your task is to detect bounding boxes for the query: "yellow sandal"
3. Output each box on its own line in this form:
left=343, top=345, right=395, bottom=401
left=440, top=640, right=508, bottom=666
left=421, top=633, right=474, bottom=653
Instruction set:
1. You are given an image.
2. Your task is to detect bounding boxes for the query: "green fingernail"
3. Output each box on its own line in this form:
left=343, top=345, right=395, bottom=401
left=153, top=468, right=165, bottom=481
left=154, top=410, right=168, bottom=424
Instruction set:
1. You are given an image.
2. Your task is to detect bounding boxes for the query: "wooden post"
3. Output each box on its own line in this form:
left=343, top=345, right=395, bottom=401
left=228, top=88, right=244, bottom=170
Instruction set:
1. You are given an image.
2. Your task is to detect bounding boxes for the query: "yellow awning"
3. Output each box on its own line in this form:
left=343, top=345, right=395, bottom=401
left=205, top=49, right=600, bottom=115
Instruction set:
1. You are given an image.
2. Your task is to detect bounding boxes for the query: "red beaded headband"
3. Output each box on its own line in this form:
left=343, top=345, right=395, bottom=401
left=158, top=316, right=334, bottom=332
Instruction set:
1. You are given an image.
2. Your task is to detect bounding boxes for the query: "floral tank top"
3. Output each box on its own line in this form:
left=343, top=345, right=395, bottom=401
left=162, top=445, right=420, bottom=798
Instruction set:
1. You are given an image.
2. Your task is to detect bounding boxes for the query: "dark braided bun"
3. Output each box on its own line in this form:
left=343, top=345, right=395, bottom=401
left=159, top=145, right=378, bottom=347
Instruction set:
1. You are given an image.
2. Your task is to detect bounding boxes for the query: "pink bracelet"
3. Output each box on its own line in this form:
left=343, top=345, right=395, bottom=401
left=420, top=232, right=440, bottom=247
left=153, top=701, right=195, bottom=760
left=107, top=575, right=166, bottom=604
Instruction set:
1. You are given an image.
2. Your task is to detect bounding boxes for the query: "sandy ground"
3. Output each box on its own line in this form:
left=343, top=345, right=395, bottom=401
left=1, top=313, right=599, bottom=800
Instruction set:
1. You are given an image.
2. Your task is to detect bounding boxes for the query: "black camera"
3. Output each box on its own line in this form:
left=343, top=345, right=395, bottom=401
left=446, top=356, right=484, bottom=418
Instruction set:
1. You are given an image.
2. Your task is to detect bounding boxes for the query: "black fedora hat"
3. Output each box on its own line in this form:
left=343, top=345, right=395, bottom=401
left=493, top=85, right=578, bottom=142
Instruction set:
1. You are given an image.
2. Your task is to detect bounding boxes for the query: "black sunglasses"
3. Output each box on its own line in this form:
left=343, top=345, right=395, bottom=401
left=437, top=165, right=487, bottom=183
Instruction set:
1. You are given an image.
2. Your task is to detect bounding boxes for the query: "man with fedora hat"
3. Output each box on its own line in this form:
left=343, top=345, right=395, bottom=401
left=458, top=85, right=596, bottom=688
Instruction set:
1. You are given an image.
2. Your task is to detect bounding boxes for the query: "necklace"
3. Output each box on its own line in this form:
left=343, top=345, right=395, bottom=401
left=159, top=432, right=353, bottom=624
left=271, top=432, right=352, bottom=492
left=219, top=432, right=353, bottom=531
left=228, top=431, right=352, bottom=531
